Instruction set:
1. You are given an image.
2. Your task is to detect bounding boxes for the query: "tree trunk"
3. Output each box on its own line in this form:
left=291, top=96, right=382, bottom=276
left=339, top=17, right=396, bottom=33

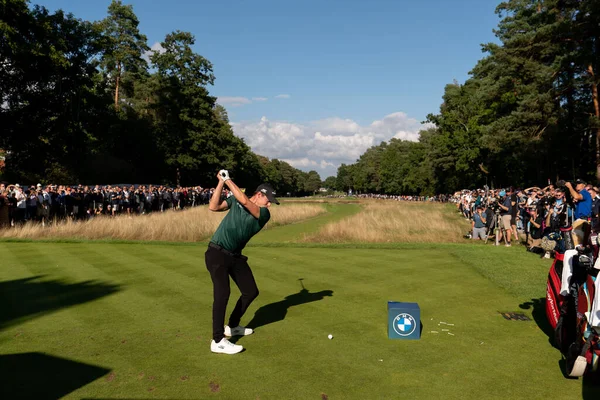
left=114, top=64, right=121, bottom=110
left=589, top=64, right=600, bottom=181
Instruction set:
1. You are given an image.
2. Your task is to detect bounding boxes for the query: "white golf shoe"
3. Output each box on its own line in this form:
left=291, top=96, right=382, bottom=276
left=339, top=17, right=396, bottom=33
left=224, top=325, right=254, bottom=337
left=210, top=338, right=243, bottom=354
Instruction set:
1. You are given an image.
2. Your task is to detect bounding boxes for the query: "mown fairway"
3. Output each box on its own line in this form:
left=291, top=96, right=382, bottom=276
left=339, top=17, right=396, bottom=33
left=1, top=202, right=599, bottom=399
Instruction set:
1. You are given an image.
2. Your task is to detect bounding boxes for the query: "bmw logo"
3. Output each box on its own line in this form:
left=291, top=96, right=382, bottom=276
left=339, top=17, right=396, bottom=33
left=393, top=313, right=416, bottom=336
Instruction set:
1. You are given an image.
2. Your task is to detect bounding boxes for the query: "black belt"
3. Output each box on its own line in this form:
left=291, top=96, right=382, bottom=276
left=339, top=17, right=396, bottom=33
left=208, top=242, right=241, bottom=257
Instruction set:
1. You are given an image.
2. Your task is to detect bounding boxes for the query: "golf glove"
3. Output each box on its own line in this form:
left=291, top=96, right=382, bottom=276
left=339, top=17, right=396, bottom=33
left=219, top=169, right=231, bottom=182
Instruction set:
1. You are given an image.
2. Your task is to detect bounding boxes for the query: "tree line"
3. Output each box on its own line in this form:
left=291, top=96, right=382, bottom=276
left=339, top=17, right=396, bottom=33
left=0, top=0, right=323, bottom=195
left=333, top=0, right=600, bottom=195
left=5, top=0, right=598, bottom=197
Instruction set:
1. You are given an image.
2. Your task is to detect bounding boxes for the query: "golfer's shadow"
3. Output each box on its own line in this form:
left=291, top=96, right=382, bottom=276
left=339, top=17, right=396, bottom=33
left=232, top=288, right=333, bottom=342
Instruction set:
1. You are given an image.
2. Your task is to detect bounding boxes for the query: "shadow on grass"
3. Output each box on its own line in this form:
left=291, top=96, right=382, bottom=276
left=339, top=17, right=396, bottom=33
left=242, top=286, right=333, bottom=334
left=0, top=352, right=111, bottom=399
left=583, top=374, right=600, bottom=399
left=519, top=297, right=555, bottom=347
left=0, top=275, right=121, bottom=330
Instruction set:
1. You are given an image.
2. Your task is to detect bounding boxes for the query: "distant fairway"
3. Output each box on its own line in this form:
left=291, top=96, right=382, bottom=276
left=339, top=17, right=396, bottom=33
left=1, top=201, right=599, bottom=399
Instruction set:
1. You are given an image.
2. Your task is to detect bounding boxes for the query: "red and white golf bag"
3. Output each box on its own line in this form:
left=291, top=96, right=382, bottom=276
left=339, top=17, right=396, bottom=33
left=546, top=252, right=564, bottom=331
left=546, top=227, right=600, bottom=377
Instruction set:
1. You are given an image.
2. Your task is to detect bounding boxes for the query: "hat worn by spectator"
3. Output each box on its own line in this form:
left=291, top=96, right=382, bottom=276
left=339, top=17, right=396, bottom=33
left=499, top=190, right=506, bottom=197
left=575, top=178, right=587, bottom=185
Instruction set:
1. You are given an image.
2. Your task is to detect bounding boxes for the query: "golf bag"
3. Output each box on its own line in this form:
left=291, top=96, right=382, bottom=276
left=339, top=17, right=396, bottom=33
left=546, top=225, right=600, bottom=378
left=546, top=252, right=564, bottom=331
left=565, top=271, right=600, bottom=377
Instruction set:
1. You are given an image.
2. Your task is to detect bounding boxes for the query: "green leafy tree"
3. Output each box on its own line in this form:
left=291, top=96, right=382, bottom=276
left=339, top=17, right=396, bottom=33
left=1, top=2, right=113, bottom=183
left=304, top=170, right=322, bottom=194
left=352, top=144, right=386, bottom=193
left=212, top=105, right=264, bottom=189
left=99, top=0, right=149, bottom=110
left=150, top=30, right=218, bottom=184
left=323, top=176, right=337, bottom=190
left=335, top=163, right=354, bottom=192
left=425, top=80, right=487, bottom=191
left=294, top=169, right=308, bottom=195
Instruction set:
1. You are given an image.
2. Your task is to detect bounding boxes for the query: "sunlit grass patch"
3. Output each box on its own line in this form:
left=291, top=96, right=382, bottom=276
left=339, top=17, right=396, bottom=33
left=302, top=200, right=470, bottom=243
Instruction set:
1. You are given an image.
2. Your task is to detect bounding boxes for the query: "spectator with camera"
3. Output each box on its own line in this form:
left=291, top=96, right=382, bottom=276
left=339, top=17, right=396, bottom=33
left=472, top=205, right=487, bottom=240
left=498, top=190, right=513, bottom=246
left=565, top=179, right=593, bottom=222
left=527, top=207, right=543, bottom=249
left=544, top=187, right=568, bottom=233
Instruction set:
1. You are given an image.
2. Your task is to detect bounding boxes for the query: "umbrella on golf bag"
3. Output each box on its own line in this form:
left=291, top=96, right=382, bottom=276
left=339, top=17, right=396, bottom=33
left=545, top=224, right=600, bottom=378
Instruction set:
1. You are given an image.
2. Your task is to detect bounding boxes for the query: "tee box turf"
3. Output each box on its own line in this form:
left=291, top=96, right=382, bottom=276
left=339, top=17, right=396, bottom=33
left=388, top=301, right=421, bottom=340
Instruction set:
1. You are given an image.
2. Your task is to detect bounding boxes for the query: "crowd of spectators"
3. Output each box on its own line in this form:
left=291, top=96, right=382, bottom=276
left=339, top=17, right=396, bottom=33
left=453, top=179, right=599, bottom=252
left=356, top=193, right=450, bottom=202
left=0, top=181, right=457, bottom=229
left=7, top=178, right=593, bottom=252
left=0, top=182, right=230, bottom=228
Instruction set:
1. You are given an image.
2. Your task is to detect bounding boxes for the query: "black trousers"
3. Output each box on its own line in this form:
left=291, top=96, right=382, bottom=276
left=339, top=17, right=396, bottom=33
left=205, top=246, right=259, bottom=342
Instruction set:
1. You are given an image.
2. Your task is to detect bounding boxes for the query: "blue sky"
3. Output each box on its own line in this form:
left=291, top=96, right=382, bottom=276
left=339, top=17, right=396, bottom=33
left=36, top=0, right=502, bottom=178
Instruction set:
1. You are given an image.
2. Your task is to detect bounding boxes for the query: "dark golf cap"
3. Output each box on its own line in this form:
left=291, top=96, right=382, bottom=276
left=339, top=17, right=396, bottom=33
left=255, top=183, right=280, bottom=204
left=576, top=178, right=587, bottom=185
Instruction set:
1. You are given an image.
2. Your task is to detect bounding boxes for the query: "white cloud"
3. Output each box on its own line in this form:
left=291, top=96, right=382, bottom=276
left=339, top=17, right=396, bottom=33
left=142, top=42, right=166, bottom=63
left=312, top=117, right=361, bottom=135
left=231, top=112, right=431, bottom=178
left=363, top=112, right=423, bottom=141
left=281, top=158, right=319, bottom=168
left=275, top=94, right=291, bottom=99
left=217, top=96, right=252, bottom=107
left=217, top=96, right=271, bottom=107
left=320, top=160, right=336, bottom=169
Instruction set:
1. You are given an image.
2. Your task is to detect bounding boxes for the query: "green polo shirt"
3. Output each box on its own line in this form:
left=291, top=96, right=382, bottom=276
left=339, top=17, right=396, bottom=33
left=210, top=196, right=270, bottom=254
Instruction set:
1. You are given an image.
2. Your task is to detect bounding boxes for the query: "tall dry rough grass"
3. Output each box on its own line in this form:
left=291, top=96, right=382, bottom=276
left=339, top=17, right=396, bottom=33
left=303, top=201, right=470, bottom=243
left=0, top=203, right=326, bottom=242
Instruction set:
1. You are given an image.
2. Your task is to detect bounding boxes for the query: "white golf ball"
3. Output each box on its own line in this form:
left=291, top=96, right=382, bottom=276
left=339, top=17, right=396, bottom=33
left=328, top=334, right=333, bottom=339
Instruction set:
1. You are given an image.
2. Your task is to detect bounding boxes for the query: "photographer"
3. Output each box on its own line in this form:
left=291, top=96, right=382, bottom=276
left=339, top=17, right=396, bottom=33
left=472, top=205, right=487, bottom=240
left=527, top=207, right=543, bottom=249
left=545, top=188, right=568, bottom=232
left=565, top=179, right=592, bottom=222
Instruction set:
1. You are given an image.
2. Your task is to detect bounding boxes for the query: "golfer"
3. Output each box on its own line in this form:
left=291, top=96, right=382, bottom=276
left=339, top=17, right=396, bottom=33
left=206, top=170, right=279, bottom=354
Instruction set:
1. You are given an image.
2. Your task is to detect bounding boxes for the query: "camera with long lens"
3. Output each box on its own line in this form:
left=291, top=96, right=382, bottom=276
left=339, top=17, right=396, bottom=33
left=556, top=180, right=568, bottom=191
left=538, top=193, right=555, bottom=208
left=488, top=197, right=501, bottom=213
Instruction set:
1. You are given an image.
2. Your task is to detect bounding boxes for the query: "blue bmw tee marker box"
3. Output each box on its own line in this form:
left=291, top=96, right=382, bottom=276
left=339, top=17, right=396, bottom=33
left=388, top=301, right=421, bottom=340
